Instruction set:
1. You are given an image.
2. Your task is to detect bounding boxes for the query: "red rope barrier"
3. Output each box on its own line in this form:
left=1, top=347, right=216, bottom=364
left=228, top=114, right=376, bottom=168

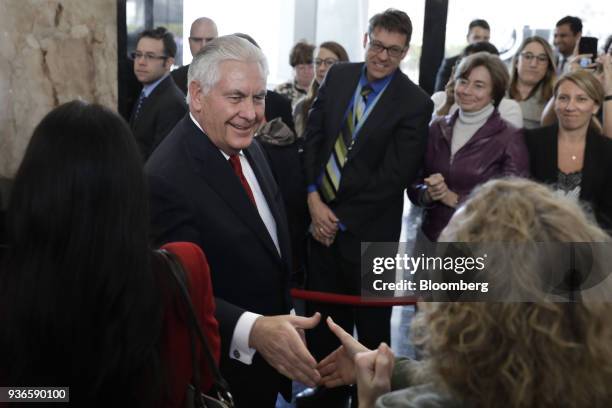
left=290, top=288, right=417, bottom=307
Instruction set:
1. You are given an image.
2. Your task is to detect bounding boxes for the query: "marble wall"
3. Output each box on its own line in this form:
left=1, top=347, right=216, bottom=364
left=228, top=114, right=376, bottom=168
left=0, top=0, right=118, bottom=178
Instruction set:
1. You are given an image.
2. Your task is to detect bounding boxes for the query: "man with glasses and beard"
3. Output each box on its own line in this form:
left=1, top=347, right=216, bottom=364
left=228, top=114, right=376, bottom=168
left=130, top=27, right=186, bottom=161
left=299, top=8, right=432, bottom=405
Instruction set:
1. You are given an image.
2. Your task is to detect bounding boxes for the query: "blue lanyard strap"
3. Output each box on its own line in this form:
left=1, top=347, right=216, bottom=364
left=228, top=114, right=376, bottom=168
left=350, top=79, right=391, bottom=139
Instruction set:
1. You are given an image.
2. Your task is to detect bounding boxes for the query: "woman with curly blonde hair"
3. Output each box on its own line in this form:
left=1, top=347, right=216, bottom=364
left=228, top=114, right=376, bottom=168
left=317, top=178, right=612, bottom=408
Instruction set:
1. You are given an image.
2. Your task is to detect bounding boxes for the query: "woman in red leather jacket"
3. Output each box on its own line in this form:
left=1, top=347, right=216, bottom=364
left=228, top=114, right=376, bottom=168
left=0, top=101, right=220, bottom=407
left=411, top=52, right=530, bottom=241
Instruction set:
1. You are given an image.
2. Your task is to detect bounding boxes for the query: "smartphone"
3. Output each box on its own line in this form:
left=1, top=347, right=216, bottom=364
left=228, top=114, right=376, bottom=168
left=578, top=36, right=599, bottom=63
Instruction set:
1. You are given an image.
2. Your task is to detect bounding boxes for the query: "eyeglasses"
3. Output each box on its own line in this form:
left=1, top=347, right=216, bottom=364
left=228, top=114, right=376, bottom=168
left=520, top=52, right=549, bottom=64
left=314, top=58, right=339, bottom=67
left=131, top=51, right=168, bottom=62
left=368, top=39, right=406, bottom=58
left=189, top=36, right=215, bottom=43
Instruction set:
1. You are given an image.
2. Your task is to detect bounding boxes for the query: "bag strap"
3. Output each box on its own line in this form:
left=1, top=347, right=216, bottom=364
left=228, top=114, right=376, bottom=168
left=156, top=248, right=234, bottom=406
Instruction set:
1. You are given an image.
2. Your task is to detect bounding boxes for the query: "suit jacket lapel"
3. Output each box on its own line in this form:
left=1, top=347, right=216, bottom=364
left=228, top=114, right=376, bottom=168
left=528, top=125, right=558, bottom=183
left=543, top=126, right=559, bottom=183
left=185, top=121, right=283, bottom=262
left=346, top=69, right=402, bottom=160
left=245, top=142, right=291, bottom=265
left=131, top=76, right=172, bottom=127
left=580, top=129, right=600, bottom=200
left=328, top=64, right=362, bottom=141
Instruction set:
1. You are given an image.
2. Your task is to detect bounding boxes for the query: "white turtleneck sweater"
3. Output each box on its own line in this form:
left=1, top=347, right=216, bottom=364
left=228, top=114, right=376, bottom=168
left=451, top=104, right=494, bottom=162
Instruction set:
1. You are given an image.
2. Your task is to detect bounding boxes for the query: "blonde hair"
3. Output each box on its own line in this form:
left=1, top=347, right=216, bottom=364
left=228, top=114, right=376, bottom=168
left=412, top=178, right=612, bottom=408
left=508, top=36, right=556, bottom=103
left=554, top=70, right=604, bottom=134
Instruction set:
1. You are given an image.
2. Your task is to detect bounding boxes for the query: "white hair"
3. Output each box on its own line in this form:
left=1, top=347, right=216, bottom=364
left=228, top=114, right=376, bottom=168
left=187, top=35, right=269, bottom=99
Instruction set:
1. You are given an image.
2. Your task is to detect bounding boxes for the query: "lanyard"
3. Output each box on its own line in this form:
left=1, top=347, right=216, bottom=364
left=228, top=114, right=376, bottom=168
left=350, top=80, right=391, bottom=139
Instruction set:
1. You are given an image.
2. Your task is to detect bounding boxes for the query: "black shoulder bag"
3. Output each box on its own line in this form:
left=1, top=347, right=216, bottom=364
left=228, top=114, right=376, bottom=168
left=157, top=249, right=234, bottom=408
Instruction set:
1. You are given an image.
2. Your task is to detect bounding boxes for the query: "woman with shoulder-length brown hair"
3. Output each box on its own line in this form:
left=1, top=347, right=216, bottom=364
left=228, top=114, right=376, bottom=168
left=409, top=51, right=529, bottom=242
left=525, top=70, right=612, bottom=232
left=316, top=178, right=612, bottom=408
left=508, top=36, right=557, bottom=128
left=293, top=41, right=349, bottom=137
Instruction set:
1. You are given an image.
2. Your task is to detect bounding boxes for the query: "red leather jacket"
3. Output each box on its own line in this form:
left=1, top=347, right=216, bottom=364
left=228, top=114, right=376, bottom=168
left=412, top=110, right=530, bottom=241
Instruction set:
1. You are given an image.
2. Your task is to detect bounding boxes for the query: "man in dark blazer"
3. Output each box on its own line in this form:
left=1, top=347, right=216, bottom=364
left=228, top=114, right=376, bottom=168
left=130, top=27, right=186, bottom=160
left=146, top=35, right=321, bottom=407
left=171, top=17, right=218, bottom=95
left=433, top=19, right=490, bottom=92
left=300, top=9, right=432, bottom=400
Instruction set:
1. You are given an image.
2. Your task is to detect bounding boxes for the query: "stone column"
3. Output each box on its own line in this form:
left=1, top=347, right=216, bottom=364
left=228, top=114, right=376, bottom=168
left=0, top=0, right=118, bottom=178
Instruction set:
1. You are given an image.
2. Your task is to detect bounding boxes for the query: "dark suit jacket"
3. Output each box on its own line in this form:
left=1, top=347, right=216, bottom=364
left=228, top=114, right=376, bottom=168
left=130, top=75, right=187, bottom=160
left=433, top=54, right=460, bottom=93
left=265, top=90, right=295, bottom=133
left=145, top=115, right=292, bottom=399
left=303, top=62, right=432, bottom=243
left=525, top=125, right=612, bottom=231
left=170, top=64, right=190, bottom=95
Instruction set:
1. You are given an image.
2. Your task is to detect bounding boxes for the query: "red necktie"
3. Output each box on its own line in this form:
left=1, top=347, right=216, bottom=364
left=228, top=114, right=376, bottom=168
left=229, top=155, right=257, bottom=207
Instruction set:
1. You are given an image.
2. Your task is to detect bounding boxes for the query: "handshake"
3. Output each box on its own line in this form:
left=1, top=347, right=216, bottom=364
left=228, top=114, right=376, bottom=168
left=250, top=313, right=394, bottom=408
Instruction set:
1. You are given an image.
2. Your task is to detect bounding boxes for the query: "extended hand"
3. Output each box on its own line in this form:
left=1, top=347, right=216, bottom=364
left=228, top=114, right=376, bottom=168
left=318, top=317, right=370, bottom=387
left=355, top=343, right=395, bottom=408
left=249, top=313, right=322, bottom=386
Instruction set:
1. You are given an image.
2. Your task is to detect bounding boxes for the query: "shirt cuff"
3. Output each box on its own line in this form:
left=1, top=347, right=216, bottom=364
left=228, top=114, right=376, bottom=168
left=307, top=184, right=318, bottom=193
left=229, top=311, right=261, bottom=364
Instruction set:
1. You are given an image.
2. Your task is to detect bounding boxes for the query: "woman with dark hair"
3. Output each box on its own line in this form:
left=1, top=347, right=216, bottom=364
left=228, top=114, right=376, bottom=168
left=525, top=70, right=612, bottom=232
left=0, top=101, right=220, bottom=407
left=507, top=36, right=557, bottom=128
left=294, top=41, right=350, bottom=137
left=275, top=40, right=315, bottom=106
left=410, top=52, right=529, bottom=242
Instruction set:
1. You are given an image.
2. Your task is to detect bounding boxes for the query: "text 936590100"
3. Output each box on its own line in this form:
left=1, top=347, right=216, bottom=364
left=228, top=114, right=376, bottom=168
left=0, top=387, right=69, bottom=402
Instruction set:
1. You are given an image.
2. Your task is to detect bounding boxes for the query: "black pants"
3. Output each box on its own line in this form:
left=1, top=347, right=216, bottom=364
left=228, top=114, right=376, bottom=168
left=305, top=233, right=391, bottom=361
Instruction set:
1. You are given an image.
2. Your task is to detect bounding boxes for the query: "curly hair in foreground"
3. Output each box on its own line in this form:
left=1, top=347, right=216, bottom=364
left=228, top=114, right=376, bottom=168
left=412, top=178, right=612, bottom=408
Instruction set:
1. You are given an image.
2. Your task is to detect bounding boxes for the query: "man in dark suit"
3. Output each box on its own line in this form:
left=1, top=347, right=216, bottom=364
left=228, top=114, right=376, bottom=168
left=553, top=16, right=582, bottom=76
left=130, top=27, right=186, bottom=160
left=171, top=17, right=218, bottom=95
left=433, top=19, right=490, bottom=92
left=300, top=8, right=432, bottom=402
left=146, top=35, right=321, bottom=407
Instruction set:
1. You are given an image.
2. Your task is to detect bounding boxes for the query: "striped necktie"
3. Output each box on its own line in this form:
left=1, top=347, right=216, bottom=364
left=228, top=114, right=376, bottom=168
left=320, top=85, right=373, bottom=202
left=133, top=91, right=147, bottom=121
